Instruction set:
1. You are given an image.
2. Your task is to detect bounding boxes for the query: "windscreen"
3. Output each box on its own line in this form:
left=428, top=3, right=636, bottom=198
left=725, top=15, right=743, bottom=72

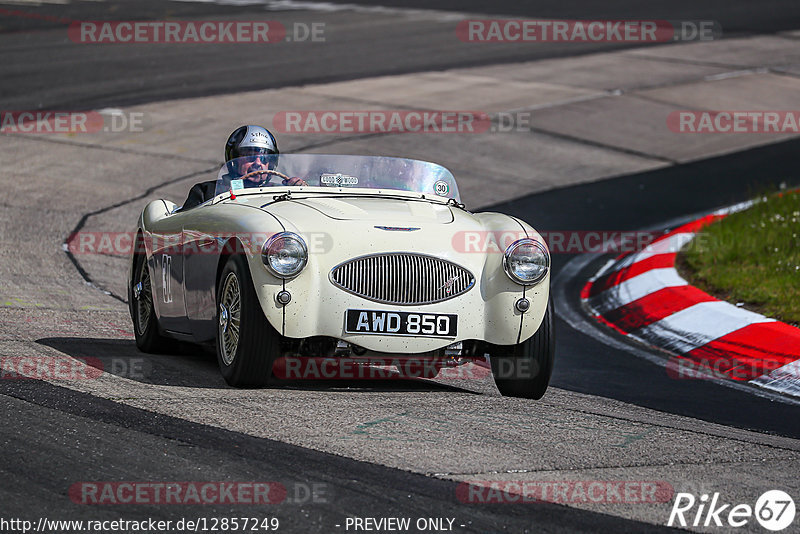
left=214, top=154, right=460, bottom=203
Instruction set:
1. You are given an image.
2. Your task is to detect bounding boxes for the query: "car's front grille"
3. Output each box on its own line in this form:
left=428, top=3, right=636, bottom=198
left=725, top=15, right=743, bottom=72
left=330, top=253, right=475, bottom=305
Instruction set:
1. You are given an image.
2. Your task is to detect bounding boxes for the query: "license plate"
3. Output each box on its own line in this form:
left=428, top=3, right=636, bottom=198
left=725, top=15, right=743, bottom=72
left=345, top=309, right=457, bottom=337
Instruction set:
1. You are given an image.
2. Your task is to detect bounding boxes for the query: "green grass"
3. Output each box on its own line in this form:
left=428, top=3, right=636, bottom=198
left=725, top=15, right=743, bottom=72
left=679, top=190, right=800, bottom=326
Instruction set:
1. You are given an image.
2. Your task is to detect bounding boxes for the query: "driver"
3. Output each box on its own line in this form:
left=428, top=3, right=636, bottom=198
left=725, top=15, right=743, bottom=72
left=180, top=125, right=306, bottom=211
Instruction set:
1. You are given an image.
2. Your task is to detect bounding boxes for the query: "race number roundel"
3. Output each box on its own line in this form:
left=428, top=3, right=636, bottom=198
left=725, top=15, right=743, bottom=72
left=434, top=180, right=450, bottom=196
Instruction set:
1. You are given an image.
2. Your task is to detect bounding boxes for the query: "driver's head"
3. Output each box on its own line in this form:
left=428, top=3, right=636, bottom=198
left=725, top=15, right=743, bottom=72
left=224, top=125, right=279, bottom=182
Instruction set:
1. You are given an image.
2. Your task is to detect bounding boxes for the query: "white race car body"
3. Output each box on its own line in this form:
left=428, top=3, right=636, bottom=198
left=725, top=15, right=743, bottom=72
left=130, top=154, right=553, bottom=396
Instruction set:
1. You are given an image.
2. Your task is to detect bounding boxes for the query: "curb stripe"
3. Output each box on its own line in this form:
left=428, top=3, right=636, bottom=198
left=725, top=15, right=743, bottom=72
left=599, top=285, right=717, bottom=333
left=684, top=322, right=800, bottom=381
left=631, top=300, right=773, bottom=355
left=581, top=206, right=800, bottom=398
left=587, top=253, right=677, bottom=297
left=751, top=360, right=800, bottom=397
left=588, top=268, right=687, bottom=316
left=608, top=214, right=723, bottom=274
left=671, top=214, right=726, bottom=234
left=606, top=233, right=695, bottom=273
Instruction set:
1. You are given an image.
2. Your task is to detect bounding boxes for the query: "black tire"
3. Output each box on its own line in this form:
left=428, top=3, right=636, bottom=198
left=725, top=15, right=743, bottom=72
left=129, top=253, right=175, bottom=353
left=216, top=255, right=280, bottom=387
left=489, top=299, right=555, bottom=399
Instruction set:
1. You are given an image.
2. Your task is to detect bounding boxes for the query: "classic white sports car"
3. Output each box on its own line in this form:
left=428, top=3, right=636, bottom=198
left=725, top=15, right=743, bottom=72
left=128, top=154, right=554, bottom=398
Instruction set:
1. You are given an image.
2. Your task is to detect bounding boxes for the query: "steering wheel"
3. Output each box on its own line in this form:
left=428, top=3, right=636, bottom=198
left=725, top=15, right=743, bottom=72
left=239, top=168, right=292, bottom=185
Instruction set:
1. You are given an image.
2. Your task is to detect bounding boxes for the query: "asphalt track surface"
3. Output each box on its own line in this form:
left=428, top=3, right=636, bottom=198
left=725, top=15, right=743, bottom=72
left=2, top=0, right=800, bottom=532
left=1, top=384, right=666, bottom=533
left=4, top=134, right=799, bottom=532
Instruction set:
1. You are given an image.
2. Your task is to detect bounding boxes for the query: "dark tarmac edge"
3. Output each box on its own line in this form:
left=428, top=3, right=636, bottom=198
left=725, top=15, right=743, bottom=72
left=484, top=138, right=800, bottom=232
left=62, top=166, right=218, bottom=304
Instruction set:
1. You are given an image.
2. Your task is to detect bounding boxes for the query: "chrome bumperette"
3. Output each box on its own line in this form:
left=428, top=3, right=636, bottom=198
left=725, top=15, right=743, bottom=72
left=329, top=253, right=475, bottom=306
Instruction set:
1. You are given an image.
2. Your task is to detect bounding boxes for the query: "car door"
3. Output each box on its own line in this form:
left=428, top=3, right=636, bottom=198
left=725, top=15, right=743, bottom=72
left=183, top=220, right=222, bottom=343
left=147, top=215, right=190, bottom=335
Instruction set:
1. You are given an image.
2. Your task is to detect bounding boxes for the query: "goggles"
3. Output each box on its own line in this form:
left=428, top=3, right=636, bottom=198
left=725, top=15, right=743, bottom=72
left=239, top=146, right=276, bottom=157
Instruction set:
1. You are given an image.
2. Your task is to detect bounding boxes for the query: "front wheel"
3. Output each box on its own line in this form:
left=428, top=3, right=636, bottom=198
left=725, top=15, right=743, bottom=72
left=216, top=255, right=281, bottom=387
left=489, top=300, right=555, bottom=399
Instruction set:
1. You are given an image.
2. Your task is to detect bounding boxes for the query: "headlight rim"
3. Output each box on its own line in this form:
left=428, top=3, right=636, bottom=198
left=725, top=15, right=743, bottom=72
left=503, top=238, right=550, bottom=286
left=261, top=231, right=308, bottom=279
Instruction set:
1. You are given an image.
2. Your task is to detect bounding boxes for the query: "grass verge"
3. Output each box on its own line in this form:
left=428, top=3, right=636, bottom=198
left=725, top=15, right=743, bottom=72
left=677, top=190, right=800, bottom=327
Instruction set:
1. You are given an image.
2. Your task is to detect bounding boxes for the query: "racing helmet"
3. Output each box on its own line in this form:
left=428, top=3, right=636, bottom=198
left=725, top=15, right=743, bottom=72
left=225, top=125, right=279, bottom=175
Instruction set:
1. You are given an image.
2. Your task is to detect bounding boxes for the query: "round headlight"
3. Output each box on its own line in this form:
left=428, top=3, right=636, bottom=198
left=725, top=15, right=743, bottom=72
left=262, top=232, right=307, bottom=278
left=503, top=239, right=549, bottom=285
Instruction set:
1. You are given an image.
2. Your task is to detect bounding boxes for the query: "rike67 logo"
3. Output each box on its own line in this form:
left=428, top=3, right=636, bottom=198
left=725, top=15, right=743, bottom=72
left=668, top=490, right=795, bottom=531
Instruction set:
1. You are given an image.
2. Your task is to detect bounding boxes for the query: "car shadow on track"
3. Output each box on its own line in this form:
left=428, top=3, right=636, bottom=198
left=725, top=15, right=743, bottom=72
left=34, top=337, right=478, bottom=394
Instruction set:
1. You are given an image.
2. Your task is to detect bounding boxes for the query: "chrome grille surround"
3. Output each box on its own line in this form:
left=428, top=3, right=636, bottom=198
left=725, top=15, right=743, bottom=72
left=329, top=252, right=475, bottom=306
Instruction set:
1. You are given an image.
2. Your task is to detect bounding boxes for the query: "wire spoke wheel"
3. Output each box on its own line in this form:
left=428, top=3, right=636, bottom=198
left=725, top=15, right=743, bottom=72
left=135, top=260, right=152, bottom=336
left=215, top=254, right=281, bottom=387
left=219, top=271, right=242, bottom=366
left=129, top=250, right=174, bottom=354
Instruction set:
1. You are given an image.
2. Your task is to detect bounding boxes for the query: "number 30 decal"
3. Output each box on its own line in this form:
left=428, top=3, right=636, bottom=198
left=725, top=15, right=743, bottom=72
left=433, top=180, right=450, bottom=196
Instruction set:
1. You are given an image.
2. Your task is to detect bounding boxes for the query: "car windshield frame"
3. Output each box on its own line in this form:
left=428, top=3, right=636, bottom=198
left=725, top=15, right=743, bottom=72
left=214, top=154, right=460, bottom=203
